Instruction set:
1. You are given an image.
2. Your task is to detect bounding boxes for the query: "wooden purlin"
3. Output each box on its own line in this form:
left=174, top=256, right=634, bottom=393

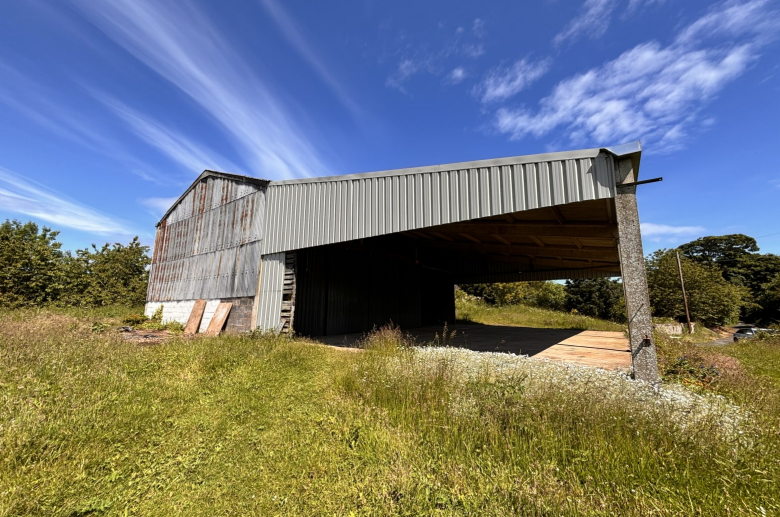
left=279, top=251, right=296, bottom=333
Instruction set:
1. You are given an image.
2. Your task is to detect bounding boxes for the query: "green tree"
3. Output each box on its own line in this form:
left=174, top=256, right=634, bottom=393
left=646, top=249, right=747, bottom=326
left=0, top=219, right=150, bottom=308
left=62, top=238, right=151, bottom=307
left=460, top=281, right=566, bottom=310
left=678, top=234, right=780, bottom=321
left=754, top=274, right=780, bottom=326
left=523, top=281, right=566, bottom=311
left=0, top=220, right=65, bottom=308
left=678, top=234, right=759, bottom=270
left=564, top=278, right=626, bottom=322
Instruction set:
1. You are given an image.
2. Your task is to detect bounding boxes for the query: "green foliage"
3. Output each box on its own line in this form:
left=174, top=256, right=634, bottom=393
left=90, top=321, right=109, bottom=334
left=679, top=233, right=759, bottom=266
left=459, top=281, right=565, bottom=310
left=166, top=321, right=185, bottom=333
left=59, top=237, right=150, bottom=308
left=679, top=234, right=780, bottom=323
left=0, top=220, right=65, bottom=308
left=137, top=320, right=165, bottom=331
left=122, top=314, right=149, bottom=326
left=755, top=274, right=780, bottom=326
left=564, top=278, right=626, bottom=323
left=0, top=219, right=150, bottom=309
left=647, top=249, right=747, bottom=326
left=662, top=356, right=720, bottom=390
left=150, top=305, right=163, bottom=323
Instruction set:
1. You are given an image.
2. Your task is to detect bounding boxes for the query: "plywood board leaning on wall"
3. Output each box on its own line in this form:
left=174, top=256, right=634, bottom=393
left=184, top=299, right=207, bottom=335
left=205, top=302, right=232, bottom=336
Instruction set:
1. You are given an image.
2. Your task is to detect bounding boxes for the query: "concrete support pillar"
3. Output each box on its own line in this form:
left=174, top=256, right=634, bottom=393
left=614, top=158, right=660, bottom=384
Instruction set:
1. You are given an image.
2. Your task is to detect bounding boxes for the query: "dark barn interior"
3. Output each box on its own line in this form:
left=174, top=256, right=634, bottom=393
left=293, top=198, right=620, bottom=337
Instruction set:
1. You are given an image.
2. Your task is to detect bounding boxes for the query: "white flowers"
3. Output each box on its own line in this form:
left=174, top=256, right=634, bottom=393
left=395, top=347, right=750, bottom=441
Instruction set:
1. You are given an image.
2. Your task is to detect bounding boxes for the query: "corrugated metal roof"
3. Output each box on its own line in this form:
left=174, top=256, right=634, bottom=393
left=262, top=144, right=637, bottom=254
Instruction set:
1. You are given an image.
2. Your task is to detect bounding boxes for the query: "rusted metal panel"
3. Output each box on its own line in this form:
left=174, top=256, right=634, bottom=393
left=147, top=173, right=267, bottom=302
left=262, top=147, right=620, bottom=254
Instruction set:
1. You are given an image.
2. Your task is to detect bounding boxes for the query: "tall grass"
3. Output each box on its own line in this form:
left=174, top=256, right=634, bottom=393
left=2, top=311, right=779, bottom=515
left=337, top=327, right=780, bottom=515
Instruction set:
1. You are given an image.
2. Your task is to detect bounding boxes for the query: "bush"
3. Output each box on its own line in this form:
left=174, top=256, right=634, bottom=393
left=459, top=281, right=565, bottom=310
left=150, top=305, right=163, bottom=323
left=0, top=219, right=150, bottom=309
left=122, top=314, right=148, bottom=326
left=166, top=321, right=185, bottom=333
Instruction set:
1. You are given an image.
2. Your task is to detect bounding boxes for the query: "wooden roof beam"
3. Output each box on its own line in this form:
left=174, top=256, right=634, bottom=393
left=550, top=206, right=565, bottom=224
left=491, top=234, right=511, bottom=245
left=459, top=233, right=482, bottom=244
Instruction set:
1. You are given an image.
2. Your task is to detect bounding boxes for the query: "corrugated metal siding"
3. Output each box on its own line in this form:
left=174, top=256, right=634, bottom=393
left=263, top=151, right=616, bottom=254
left=146, top=177, right=266, bottom=302
left=256, top=252, right=285, bottom=331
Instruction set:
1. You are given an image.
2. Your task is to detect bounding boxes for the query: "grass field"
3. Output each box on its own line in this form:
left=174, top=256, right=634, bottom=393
left=455, top=296, right=625, bottom=332
left=2, top=306, right=779, bottom=516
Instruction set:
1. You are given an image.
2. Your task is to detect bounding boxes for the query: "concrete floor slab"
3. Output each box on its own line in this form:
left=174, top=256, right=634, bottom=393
left=315, top=323, right=632, bottom=372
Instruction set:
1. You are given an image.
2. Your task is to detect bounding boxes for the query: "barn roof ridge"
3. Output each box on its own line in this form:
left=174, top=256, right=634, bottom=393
left=267, top=141, right=641, bottom=187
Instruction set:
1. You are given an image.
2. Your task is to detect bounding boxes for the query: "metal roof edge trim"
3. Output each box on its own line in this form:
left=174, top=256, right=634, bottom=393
left=603, top=141, right=642, bottom=178
left=156, top=170, right=270, bottom=227
left=267, top=145, right=614, bottom=186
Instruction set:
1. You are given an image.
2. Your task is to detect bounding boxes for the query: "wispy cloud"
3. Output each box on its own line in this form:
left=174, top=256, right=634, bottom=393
left=445, top=67, right=467, bottom=85
left=70, top=0, right=333, bottom=179
left=0, top=63, right=190, bottom=186
left=627, top=0, right=668, bottom=12
left=0, top=166, right=136, bottom=236
left=770, top=179, right=780, bottom=189
left=140, top=197, right=179, bottom=218
left=641, top=222, right=705, bottom=242
left=675, top=0, right=779, bottom=46
left=94, top=95, right=242, bottom=175
left=554, top=0, right=619, bottom=46
left=385, top=20, right=486, bottom=92
left=493, top=0, right=778, bottom=152
left=472, top=18, right=486, bottom=38
left=258, top=0, right=361, bottom=119
left=386, top=57, right=432, bottom=92
left=474, top=58, right=550, bottom=103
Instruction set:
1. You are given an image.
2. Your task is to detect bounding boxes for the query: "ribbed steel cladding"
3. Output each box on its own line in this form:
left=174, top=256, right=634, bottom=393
left=147, top=182, right=266, bottom=302
left=262, top=153, right=615, bottom=255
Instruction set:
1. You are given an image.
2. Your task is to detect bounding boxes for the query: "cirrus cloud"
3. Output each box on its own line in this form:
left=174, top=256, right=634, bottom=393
left=493, top=0, right=778, bottom=153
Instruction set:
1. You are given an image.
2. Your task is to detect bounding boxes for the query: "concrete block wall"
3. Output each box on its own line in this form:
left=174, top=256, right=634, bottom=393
left=221, top=296, right=254, bottom=333
left=145, top=299, right=222, bottom=333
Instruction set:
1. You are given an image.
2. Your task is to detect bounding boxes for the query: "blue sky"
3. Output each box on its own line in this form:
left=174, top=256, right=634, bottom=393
left=1, top=0, right=779, bottom=254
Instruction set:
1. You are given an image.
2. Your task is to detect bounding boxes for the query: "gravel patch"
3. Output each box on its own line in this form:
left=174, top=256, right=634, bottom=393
left=404, top=347, right=750, bottom=442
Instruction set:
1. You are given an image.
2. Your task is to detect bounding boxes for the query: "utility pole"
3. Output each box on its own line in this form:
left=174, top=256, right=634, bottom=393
left=676, top=250, right=693, bottom=334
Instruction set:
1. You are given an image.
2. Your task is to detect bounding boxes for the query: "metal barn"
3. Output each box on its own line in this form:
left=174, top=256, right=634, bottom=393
left=145, top=142, right=659, bottom=381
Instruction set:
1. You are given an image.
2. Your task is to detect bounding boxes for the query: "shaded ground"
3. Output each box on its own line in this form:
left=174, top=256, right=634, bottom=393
left=316, top=323, right=632, bottom=371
